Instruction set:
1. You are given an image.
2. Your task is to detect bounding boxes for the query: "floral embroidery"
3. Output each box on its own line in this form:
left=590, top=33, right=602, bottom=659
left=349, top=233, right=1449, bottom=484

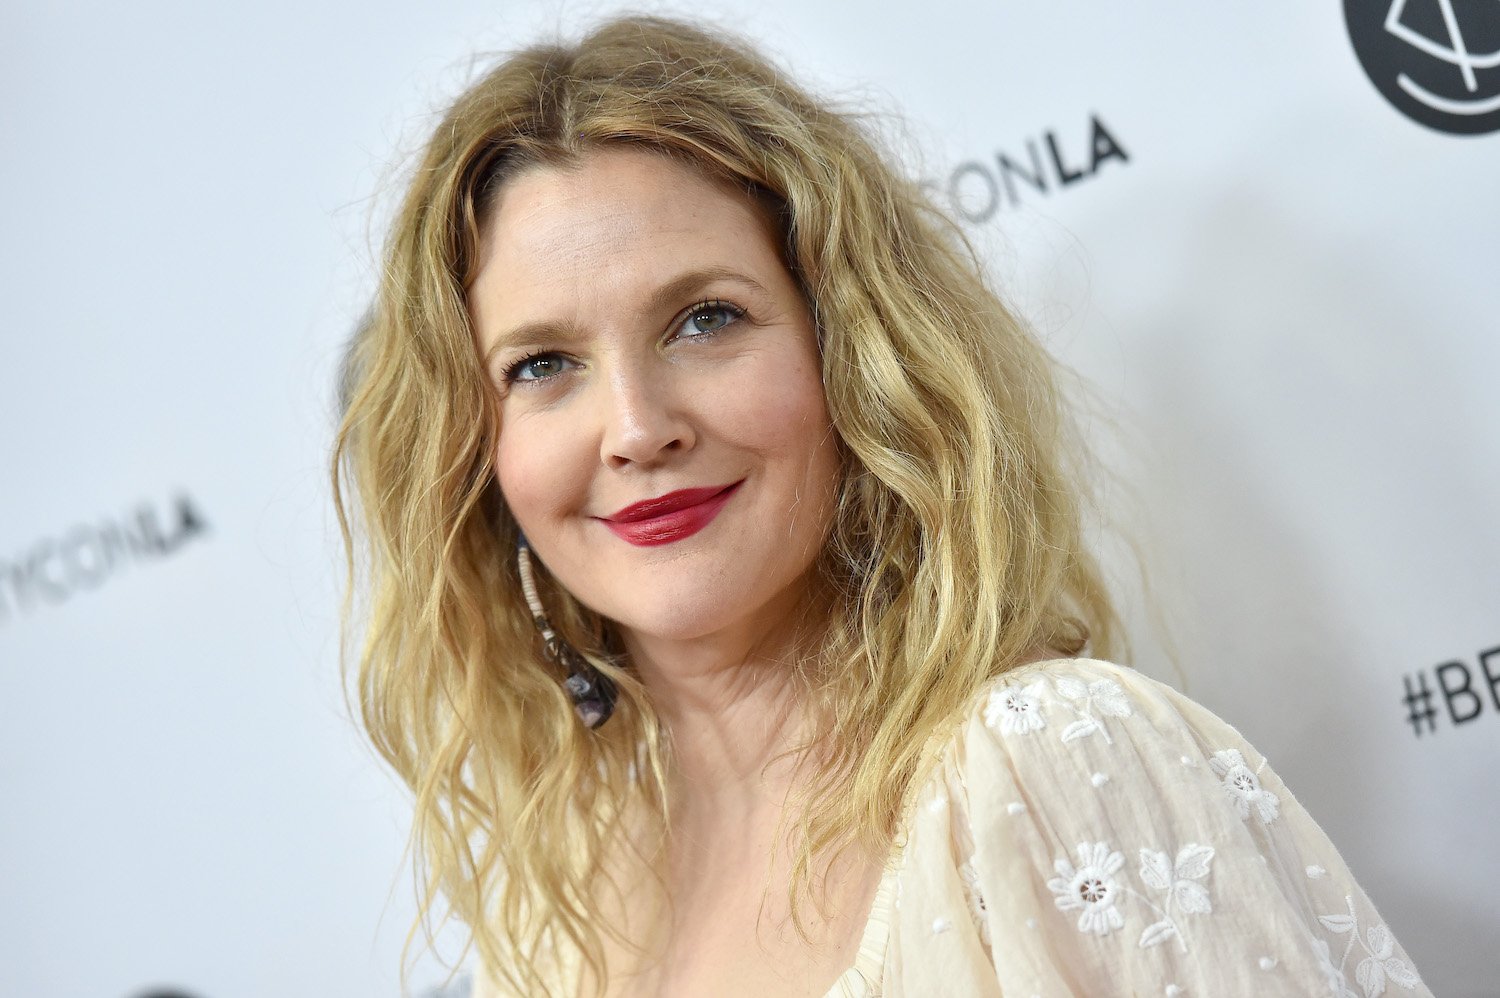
left=974, top=665, right=1424, bottom=995
left=1209, top=748, right=1281, bottom=824
left=958, top=856, right=992, bottom=947
left=1135, top=844, right=1215, bottom=951
left=1316, top=895, right=1423, bottom=996
left=1138, top=845, right=1214, bottom=914
left=985, top=669, right=1135, bottom=745
left=1048, top=840, right=1216, bottom=953
left=984, top=680, right=1049, bottom=735
left=1048, top=841, right=1127, bottom=935
left=1053, top=674, right=1134, bottom=744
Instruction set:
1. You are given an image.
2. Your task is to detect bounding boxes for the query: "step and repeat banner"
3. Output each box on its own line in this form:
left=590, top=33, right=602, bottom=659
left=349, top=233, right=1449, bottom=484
left=2, top=2, right=1496, bottom=996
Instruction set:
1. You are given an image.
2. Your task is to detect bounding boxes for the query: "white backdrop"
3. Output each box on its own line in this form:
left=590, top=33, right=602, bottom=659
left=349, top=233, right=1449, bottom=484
left=2, top=2, right=1496, bottom=996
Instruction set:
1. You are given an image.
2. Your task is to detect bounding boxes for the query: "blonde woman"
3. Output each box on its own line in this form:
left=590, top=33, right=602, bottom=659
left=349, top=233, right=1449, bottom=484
left=333, top=15, right=1428, bottom=998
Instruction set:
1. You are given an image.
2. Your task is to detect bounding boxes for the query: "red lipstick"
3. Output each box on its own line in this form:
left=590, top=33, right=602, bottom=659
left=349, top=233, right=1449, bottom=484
left=599, top=480, right=743, bottom=547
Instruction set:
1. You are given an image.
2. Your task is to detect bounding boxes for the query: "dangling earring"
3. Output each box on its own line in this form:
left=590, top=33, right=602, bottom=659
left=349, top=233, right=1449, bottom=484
left=515, top=533, right=617, bottom=729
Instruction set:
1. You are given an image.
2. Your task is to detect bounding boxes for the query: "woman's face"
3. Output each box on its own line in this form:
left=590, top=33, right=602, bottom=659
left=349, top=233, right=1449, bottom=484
left=469, top=146, right=841, bottom=650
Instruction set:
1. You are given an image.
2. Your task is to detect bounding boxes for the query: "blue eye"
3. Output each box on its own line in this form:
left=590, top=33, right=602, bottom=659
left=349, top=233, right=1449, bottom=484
left=504, top=352, right=572, bottom=384
left=678, top=300, right=744, bottom=338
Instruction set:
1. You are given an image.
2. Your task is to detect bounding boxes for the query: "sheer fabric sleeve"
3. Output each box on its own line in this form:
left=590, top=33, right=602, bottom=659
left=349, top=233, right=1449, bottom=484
left=939, top=657, right=1430, bottom=998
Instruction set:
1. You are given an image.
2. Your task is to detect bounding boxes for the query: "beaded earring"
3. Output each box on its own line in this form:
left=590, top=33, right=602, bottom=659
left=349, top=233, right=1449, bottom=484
left=515, top=533, right=617, bottom=729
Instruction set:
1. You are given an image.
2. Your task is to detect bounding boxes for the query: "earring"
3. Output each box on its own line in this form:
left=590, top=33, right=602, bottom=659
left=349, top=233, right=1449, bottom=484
left=515, top=533, right=617, bottom=729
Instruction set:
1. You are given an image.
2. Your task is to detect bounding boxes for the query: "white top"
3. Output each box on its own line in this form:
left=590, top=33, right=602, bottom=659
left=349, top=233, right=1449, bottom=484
left=477, top=656, right=1432, bottom=997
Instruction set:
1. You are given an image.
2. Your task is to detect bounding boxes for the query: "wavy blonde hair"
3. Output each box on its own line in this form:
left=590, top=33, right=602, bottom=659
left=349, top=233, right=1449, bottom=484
left=332, top=13, right=1125, bottom=996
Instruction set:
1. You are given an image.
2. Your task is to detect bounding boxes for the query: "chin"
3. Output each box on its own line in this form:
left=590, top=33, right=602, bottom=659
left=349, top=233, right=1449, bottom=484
left=604, top=584, right=763, bottom=644
left=612, top=607, right=734, bottom=644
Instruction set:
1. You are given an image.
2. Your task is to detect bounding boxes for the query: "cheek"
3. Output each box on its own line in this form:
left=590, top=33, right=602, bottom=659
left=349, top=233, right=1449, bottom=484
left=493, top=418, right=582, bottom=534
left=721, top=348, right=838, bottom=489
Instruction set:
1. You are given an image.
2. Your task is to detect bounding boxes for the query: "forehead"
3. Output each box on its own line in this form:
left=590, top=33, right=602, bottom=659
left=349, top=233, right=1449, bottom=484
left=467, top=148, right=788, bottom=347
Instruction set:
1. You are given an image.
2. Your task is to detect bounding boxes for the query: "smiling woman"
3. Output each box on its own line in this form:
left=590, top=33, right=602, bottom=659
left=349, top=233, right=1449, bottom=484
left=473, top=148, right=841, bottom=659
left=331, top=14, right=1429, bottom=998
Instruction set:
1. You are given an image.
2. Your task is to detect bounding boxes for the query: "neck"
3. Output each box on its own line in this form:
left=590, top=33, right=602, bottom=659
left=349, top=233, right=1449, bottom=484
left=622, top=580, right=827, bottom=820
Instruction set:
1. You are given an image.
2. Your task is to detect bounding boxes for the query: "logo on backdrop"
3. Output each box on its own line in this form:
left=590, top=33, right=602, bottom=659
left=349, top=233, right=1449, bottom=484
left=927, top=113, right=1129, bottom=224
left=1401, top=642, right=1500, bottom=736
left=1345, top=0, right=1500, bottom=135
left=0, top=494, right=208, bottom=625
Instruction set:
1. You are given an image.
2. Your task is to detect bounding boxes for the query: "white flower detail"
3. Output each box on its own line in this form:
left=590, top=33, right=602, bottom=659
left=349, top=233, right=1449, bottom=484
left=1136, top=844, right=1214, bottom=950
left=984, top=679, right=1049, bottom=735
left=1139, top=844, right=1214, bottom=914
left=1048, top=841, right=1126, bottom=936
left=1053, top=674, right=1134, bottom=744
left=1209, top=748, right=1280, bottom=824
left=958, top=856, right=992, bottom=947
left=1315, top=894, right=1423, bottom=996
left=1356, top=922, right=1423, bottom=995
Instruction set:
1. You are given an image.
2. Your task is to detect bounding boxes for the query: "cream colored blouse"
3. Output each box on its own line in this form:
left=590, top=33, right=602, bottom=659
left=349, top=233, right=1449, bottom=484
left=478, top=656, right=1432, bottom=997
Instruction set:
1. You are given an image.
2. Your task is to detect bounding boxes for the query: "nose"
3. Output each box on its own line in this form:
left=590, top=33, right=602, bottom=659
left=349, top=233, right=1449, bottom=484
left=596, top=357, right=695, bottom=470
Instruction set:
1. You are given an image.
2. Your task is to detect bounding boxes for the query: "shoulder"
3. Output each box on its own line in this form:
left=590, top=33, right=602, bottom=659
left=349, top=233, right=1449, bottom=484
left=892, top=660, right=1433, bottom=996
left=978, top=655, right=1147, bottom=737
left=956, top=655, right=1252, bottom=761
left=932, top=655, right=1275, bottom=833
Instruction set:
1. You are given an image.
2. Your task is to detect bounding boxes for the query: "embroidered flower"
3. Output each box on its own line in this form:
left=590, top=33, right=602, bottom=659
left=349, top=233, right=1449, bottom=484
left=984, top=680, right=1048, bottom=735
left=1138, top=844, right=1214, bottom=914
left=1316, top=894, right=1423, bottom=996
left=1053, top=674, right=1134, bottom=744
left=1135, top=843, right=1214, bottom=950
left=958, top=856, right=992, bottom=947
left=1356, top=922, right=1423, bottom=995
left=1048, top=841, right=1126, bottom=936
left=1209, top=748, right=1281, bottom=824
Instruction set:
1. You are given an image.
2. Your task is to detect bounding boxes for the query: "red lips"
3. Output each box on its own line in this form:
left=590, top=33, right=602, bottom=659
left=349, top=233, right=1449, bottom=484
left=599, top=480, right=743, bottom=546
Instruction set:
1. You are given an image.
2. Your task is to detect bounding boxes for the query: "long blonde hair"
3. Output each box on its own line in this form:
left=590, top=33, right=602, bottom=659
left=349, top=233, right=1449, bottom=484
left=332, top=13, right=1125, bottom=996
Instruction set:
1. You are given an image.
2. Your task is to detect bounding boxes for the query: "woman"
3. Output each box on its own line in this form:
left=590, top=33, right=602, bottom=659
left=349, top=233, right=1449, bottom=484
left=332, top=14, right=1429, bottom=998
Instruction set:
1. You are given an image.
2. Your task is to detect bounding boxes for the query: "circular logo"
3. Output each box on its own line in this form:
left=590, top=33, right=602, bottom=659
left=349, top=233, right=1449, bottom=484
left=1345, top=0, right=1500, bottom=135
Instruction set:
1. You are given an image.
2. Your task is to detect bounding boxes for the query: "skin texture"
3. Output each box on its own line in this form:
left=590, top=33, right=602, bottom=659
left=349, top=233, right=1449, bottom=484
left=469, top=148, right=875, bottom=995
left=472, top=147, right=838, bottom=650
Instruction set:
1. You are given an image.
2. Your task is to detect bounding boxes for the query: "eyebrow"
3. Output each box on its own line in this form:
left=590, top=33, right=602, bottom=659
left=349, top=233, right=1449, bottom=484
left=480, top=265, right=774, bottom=364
